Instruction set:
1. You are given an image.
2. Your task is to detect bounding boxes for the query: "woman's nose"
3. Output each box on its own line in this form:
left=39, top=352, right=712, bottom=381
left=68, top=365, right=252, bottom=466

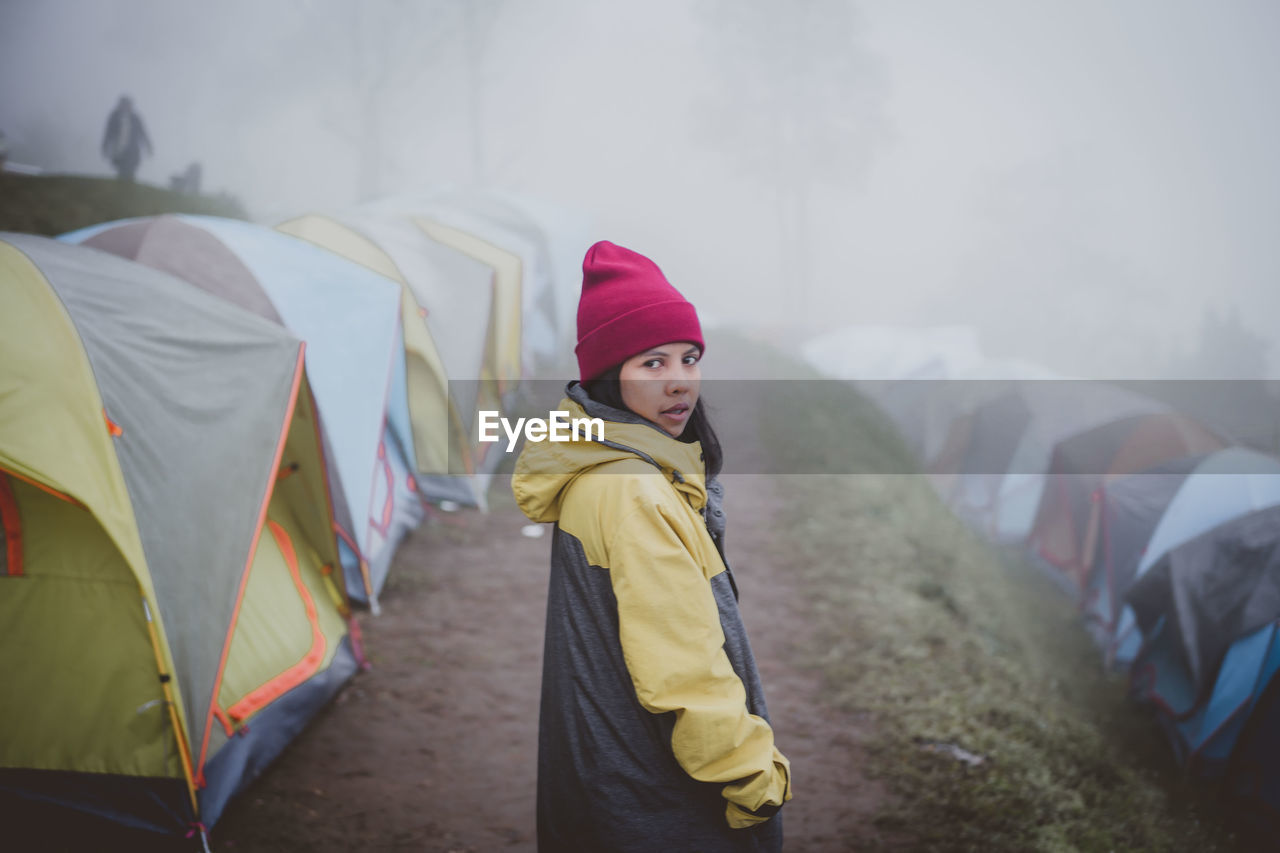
left=666, top=364, right=697, bottom=393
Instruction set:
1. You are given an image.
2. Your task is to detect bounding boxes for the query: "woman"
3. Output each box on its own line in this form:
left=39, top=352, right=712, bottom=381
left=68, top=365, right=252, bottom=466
left=513, top=240, right=791, bottom=852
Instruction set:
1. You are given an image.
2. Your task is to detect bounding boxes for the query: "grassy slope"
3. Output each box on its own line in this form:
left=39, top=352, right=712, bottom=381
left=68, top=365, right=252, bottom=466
left=720, top=334, right=1244, bottom=851
left=0, top=172, right=247, bottom=235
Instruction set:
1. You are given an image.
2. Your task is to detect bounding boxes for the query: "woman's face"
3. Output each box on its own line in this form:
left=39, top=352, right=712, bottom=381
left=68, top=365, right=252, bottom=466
left=619, top=342, right=702, bottom=437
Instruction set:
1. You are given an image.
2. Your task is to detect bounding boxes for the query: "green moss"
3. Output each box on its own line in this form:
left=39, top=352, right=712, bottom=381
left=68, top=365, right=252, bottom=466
left=758, top=376, right=1243, bottom=851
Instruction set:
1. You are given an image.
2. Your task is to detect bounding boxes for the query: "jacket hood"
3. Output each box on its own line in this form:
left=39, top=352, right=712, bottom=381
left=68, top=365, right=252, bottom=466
left=512, top=382, right=707, bottom=523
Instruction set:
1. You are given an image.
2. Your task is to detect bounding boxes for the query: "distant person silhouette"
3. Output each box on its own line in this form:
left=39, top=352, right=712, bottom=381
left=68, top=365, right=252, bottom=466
left=101, top=95, right=152, bottom=182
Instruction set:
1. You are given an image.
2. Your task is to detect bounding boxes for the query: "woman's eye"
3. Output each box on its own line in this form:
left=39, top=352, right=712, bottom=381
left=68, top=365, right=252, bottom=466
left=644, top=359, right=662, bottom=369
left=683, top=355, right=699, bottom=366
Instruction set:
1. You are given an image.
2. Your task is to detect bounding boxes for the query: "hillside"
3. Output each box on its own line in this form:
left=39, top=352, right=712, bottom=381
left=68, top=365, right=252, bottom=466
left=0, top=172, right=247, bottom=236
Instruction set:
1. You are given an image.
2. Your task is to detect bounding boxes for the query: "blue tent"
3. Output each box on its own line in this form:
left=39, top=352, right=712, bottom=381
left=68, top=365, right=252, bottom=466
left=1129, top=617, right=1280, bottom=780
left=1125, top=503, right=1280, bottom=812
left=1226, top=663, right=1280, bottom=836
left=1111, top=448, right=1280, bottom=665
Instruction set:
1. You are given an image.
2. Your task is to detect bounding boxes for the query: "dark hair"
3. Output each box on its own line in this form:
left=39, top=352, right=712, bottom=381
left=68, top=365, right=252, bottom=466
left=583, top=364, right=723, bottom=478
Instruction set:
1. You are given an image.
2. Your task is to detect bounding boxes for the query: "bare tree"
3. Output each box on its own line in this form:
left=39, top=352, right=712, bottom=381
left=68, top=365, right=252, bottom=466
left=460, top=0, right=506, bottom=186
left=299, top=0, right=505, bottom=201
left=695, top=0, right=885, bottom=331
left=1166, top=305, right=1270, bottom=379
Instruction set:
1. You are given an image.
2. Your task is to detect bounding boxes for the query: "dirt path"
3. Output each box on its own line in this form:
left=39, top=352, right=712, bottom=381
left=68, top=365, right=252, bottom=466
left=723, top=474, right=896, bottom=851
left=207, top=465, right=894, bottom=851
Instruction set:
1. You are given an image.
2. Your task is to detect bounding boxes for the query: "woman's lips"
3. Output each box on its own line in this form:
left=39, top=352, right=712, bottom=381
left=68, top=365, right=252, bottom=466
left=660, top=403, right=690, bottom=422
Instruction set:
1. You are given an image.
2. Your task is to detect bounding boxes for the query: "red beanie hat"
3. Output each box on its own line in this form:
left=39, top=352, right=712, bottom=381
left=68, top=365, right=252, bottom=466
left=575, top=240, right=704, bottom=382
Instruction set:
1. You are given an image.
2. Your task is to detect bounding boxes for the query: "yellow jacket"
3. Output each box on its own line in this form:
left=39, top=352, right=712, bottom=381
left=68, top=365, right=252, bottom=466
left=513, top=383, right=790, bottom=852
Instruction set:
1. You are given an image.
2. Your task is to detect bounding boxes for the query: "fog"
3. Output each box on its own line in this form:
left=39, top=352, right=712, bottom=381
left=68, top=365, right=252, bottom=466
left=3, top=0, right=1278, bottom=379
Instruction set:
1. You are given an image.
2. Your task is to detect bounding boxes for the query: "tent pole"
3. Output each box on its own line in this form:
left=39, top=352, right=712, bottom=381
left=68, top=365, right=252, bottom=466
left=139, top=587, right=200, bottom=819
